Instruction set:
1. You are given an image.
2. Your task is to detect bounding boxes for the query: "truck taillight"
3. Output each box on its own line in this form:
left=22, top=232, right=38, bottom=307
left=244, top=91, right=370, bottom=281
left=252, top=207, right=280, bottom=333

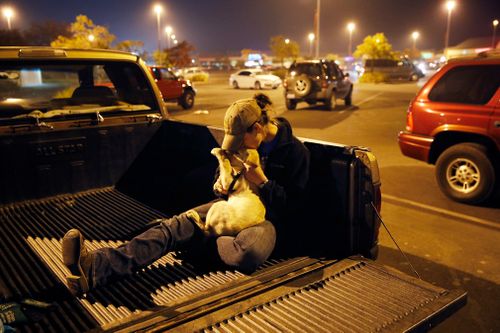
left=405, top=106, right=414, bottom=132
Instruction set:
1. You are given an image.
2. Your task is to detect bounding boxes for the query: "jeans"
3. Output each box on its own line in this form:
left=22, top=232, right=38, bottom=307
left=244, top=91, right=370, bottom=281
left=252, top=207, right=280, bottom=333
left=90, top=202, right=276, bottom=287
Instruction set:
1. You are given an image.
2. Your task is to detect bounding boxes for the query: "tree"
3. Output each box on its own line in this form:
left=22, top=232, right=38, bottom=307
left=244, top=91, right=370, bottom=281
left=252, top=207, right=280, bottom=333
left=0, top=29, right=26, bottom=46
left=51, top=15, right=116, bottom=49
left=168, top=41, right=195, bottom=67
left=24, top=21, right=70, bottom=46
left=152, top=50, right=170, bottom=67
left=269, top=35, right=300, bottom=66
left=353, top=33, right=395, bottom=61
left=115, top=40, right=148, bottom=59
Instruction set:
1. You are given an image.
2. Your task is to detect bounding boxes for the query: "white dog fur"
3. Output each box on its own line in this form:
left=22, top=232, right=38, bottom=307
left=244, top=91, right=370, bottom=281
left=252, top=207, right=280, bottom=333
left=196, top=148, right=266, bottom=236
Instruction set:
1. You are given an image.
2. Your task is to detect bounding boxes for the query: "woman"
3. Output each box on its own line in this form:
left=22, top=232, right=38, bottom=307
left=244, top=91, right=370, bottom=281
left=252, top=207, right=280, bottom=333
left=62, top=94, right=310, bottom=295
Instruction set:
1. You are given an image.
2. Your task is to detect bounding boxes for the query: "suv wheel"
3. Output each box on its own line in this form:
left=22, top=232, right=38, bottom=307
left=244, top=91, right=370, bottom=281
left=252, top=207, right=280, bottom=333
left=179, top=90, right=195, bottom=109
left=293, top=75, right=312, bottom=97
left=254, top=81, right=261, bottom=90
left=286, top=99, right=297, bottom=110
left=435, top=143, right=495, bottom=204
left=344, top=87, right=353, bottom=106
left=324, top=93, right=336, bottom=110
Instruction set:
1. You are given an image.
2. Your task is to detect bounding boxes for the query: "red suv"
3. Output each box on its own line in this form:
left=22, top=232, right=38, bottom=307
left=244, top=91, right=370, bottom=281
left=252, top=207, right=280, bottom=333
left=149, top=66, right=196, bottom=109
left=398, top=52, right=500, bottom=204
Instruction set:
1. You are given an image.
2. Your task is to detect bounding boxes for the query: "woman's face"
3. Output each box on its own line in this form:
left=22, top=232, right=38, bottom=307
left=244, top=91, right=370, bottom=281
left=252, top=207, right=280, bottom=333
left=242, top=123, right=264, bottom=149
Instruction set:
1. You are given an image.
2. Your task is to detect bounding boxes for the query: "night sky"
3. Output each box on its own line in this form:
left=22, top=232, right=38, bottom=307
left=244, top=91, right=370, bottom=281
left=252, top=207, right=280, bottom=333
left=7, top=0, right=500, bottom=56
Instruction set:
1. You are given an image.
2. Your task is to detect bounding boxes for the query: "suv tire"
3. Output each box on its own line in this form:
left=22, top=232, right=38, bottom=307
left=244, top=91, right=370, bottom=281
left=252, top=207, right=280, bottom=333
left=179, top=90, right=195, bottom=109
left=286, top=99, right=297, bottom=110
left=344, top=87, right=353, bottom=106
left=324, top=94, right=336, bottom=110
left=293, top=75, right=312, bottom=97
left=435, top=143, right=495, bottom=204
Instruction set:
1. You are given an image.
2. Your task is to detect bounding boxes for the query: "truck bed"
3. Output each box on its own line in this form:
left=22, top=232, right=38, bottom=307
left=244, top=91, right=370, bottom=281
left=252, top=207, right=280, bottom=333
left=0, top=187, right=465, bottom=332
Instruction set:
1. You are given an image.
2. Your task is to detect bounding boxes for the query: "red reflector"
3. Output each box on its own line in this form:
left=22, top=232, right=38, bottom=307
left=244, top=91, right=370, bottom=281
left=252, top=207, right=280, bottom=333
left=321, top=80, right=328, bottom=88
left=405, top=107, right=414, bottom=132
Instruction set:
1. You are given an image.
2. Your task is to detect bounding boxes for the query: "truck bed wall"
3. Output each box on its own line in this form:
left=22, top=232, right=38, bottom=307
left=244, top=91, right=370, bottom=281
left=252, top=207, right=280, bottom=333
left=0, top=119, right=356, bottom=257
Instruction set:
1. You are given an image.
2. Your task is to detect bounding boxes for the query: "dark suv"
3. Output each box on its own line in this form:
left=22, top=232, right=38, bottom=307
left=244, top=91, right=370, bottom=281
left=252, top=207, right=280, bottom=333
left=398, top=52, right=500, bottom=204
left=149, top=66, right=196, bottom=109
left=283, top=60, right=353, bottom=110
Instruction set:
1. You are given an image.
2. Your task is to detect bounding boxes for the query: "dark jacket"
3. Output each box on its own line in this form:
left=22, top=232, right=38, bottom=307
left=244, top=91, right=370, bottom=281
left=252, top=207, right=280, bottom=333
left=258, top=117, right=310, bottom=229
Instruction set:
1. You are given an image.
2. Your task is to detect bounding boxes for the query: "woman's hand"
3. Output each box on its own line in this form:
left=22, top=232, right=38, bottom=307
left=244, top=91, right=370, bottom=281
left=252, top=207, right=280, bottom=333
left=243, top=162, right=268, bottom=186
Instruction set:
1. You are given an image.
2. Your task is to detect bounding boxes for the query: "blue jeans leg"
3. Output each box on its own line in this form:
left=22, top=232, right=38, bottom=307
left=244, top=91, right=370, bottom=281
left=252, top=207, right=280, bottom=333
left=91, top=213, right=196, bottom=287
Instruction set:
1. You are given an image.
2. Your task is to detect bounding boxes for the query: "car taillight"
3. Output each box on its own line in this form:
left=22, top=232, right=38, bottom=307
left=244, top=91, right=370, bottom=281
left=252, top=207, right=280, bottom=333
left=405, top=105, right=414, bottom=132
left=283, top=80, right=288, bottom=88
left=321, top=80, right=328, bottom=88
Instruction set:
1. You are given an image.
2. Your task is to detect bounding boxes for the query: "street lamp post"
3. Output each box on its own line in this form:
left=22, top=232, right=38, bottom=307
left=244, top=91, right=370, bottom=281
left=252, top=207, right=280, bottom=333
left=347, top=22, right=355, bottom=56
left=2, top=7, right=14, bottom=30
left=444, top=0, right=456, bottom=54
left=308, top=33, right=315, bottom=57
left=314, top=0, right=320, bottom=58
left=412, top=31, right=420, bottom=53
left=493, top=19, right=499, bottom=49
left=165, top=26, right=173, bottom=49
left=153, top=4, right=163, bottom=54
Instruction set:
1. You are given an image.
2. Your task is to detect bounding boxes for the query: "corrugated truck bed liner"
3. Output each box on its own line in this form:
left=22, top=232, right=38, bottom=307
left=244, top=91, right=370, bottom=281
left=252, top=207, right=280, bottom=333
left=0, top=188, right=466, bottom=332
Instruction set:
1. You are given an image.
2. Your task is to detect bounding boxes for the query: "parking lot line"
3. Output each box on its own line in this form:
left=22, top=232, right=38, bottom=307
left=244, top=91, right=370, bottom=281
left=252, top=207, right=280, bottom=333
left=355, top=92, right=384, bottom=106
left=383, top=194, right=500, bottom=230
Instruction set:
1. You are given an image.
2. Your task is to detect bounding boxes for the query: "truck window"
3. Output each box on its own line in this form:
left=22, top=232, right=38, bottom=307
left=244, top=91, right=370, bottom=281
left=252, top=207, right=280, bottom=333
left=0, top=61, right=158, bottom=121
left=428, top=65, right=500, bottom=105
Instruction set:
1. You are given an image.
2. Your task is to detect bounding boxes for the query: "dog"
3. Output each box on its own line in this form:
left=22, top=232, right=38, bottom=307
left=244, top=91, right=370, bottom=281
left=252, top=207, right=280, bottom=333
left=195, top=148, right=266, bottom=236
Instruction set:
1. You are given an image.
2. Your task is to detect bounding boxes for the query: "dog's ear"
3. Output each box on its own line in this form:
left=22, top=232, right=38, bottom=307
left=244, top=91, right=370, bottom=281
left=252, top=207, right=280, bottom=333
left=211, top=148, right=222, bottom=157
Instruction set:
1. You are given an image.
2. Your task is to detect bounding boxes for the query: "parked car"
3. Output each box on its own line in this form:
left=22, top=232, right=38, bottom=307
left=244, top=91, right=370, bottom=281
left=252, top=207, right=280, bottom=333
left=149, top=66, right=196, bottom=109
left=176, top=67, right=209, bottom=81
left=229, top=68, right=281, bottom=90
left=283, top=59, right=353, bottom=110
left=398, top=51, right=500, bottom=204
left=364, top=58, right=424, bottom=81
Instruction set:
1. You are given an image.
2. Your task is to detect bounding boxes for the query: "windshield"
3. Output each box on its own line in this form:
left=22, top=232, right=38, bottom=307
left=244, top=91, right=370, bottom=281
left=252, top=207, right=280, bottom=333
left=0, top=60, right=158, bottom=123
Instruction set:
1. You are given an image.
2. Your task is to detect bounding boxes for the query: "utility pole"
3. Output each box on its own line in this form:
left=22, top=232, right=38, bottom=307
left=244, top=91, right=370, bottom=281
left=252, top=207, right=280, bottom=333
left=314, top=0, right=320, bottom=59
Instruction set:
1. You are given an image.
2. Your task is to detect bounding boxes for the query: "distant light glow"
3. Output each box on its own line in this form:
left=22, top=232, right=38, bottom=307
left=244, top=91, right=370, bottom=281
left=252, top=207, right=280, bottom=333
left=2, top=7, right=14, bottom=18
left=308, top=33, right=315, bottom=41
left=285, top=38, right=290, bottom=44
left=347, top=22, right=355, bottom=32
left=494, top=19, right=499, bottom=27
left=445, top=1, right=456, bottom=12
left=412, top=31, right=420, bottom=40
left=153, top=4, right=163, bottom=14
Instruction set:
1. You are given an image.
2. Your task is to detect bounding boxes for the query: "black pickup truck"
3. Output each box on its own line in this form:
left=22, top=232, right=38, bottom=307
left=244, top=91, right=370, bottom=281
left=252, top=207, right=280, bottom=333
left=0, top=47, right=466, bottom=332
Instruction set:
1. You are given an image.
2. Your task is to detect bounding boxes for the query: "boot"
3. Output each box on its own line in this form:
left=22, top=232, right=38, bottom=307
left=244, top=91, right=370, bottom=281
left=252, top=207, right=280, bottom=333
left=62, top=229, right=94, bottom=296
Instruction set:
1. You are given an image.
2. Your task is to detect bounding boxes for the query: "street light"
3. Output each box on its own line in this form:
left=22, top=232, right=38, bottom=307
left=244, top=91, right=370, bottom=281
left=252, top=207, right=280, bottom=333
left=2, top=6, right=14, bottom=30
left=412, top=31, right=420, bottom=53
left=153, top=4, right=163, bottom=54
left=444, top=0, right=456, bottom=54
left=285, top=38, right=290, bottom=44
left=308, top=33, right=315, bottom=57
left=347, top=22, right=355, bottom=56
left=165, top=25, right=173, bottom=48
left=492, top=19, right=499, bottom=49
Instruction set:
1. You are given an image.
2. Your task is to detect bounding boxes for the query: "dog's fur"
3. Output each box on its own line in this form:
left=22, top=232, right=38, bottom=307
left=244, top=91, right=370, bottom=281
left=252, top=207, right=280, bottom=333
left=196, top=148, right=266, bottom=236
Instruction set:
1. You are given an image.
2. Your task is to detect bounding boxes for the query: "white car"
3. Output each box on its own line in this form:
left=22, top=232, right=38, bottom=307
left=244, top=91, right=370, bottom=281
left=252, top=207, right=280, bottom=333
left=176, top=67, right=209, bottom=81
left=229, top=69, right=281, bottom=90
